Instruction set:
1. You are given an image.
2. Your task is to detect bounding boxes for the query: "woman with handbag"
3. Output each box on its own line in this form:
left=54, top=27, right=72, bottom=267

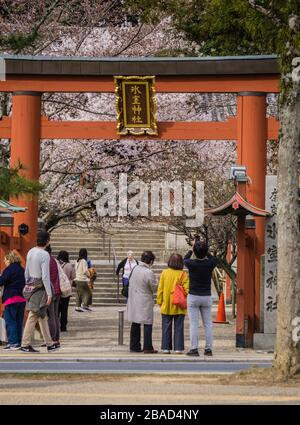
left=116, top=251, right=138, bottom=300
left=157, top=254, right=189, bottom=354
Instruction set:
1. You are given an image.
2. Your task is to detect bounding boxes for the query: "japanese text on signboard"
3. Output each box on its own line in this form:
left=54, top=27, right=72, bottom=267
left=114, top=76, right=157, bottom=136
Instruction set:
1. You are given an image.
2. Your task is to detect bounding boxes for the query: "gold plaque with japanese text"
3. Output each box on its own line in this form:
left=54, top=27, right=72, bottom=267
left=114, top=76, right=157, bottom=136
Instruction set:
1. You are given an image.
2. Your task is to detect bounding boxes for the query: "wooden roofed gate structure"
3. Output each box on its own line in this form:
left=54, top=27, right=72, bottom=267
left=0, top=54, right=280, bottom=348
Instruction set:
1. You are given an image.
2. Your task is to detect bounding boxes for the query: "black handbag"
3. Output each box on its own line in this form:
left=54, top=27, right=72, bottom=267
left=121, top=285, right=129, bottom=298
left=121, top=266, right=137, bottom=299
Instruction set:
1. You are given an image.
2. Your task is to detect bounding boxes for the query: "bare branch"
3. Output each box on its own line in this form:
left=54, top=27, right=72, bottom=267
left=113, top=23, right=144, bottom=56
left=247, top=0, right=285, bottom=27
left=34, top=0, right=62, bottom=33
left=42, top=147, right=171, bottom=175
left=43, top=98, right=115, bottom=118
left=43, top=196, right=99, bottom=224
left=48, top=220, right=112, bottom=235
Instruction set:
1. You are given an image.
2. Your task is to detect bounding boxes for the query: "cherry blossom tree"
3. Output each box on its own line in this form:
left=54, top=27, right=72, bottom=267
left=0, top=1, right=279, bottom=310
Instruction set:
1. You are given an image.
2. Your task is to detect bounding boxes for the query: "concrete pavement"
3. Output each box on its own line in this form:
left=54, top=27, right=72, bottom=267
left=0, top=305, right=273, bottom=364
left=0, top=360, right=272, bottom=374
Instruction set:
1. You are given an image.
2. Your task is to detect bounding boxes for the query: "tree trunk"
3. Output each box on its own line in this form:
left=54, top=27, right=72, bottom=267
left=273, top=84, right=300, bottom=378
left=219, top=258, right=237, bottom=317
left=219, top=258, right=237, bottom=282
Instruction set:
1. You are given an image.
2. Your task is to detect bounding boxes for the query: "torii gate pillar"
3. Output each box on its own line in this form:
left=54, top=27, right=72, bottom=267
left=10, top=91, right=41, bottom=263
left=236, top=92, right=267, bottom=346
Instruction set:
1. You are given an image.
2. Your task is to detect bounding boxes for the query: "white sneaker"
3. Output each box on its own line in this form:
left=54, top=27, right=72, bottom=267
left=10, top=345, right=21, bottom=351
left=161, top=350, right=171, bottom=354
left=82, top=306, right=93, bottom=312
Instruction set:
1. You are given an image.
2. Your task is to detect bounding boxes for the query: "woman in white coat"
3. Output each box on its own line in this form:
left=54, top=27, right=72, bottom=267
left=126, top=251, right=157, bottom=354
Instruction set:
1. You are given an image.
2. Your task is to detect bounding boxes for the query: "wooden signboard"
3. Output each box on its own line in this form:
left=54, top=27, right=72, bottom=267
left=114, top=76, right=157, bottom=136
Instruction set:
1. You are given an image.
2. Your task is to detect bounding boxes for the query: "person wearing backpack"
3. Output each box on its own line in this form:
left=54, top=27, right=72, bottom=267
left=45, top=245, right=61, bottom=348
left=74, top=248, right=91, bottom=312
left=157, top=254, right=189, bottom=354
left=87, top=258, right=97, bottom=307
left=57, top=251, right=75, bottom=332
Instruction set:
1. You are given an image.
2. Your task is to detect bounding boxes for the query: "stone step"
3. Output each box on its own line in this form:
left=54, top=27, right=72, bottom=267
left=69, top=263, right=165, bottom=269
left=51, top=244, right=108, bottom=249
left=89, top=270, right=115, bottom=274
left=64, top=252, right=164, bottom=257
left=53, top=245, right=166, bottom=251
left=92, top=288, right=119, bottom=293
left=51, top=231, right=166, bottom=237
left=51, top=226, right=167, bottom=305
left=52, top=240, right=165, bottom=245
left=65, top=257, right=165, bottom=263
left=52, top=229, right=166, bottom=234
left=92, top=294, right=121, bottom=299
left=95, top=280, right=118, bottom=284
left=51, top=241, right=166, bottom=247
left=52, top=242, right=165, bottom=248
left=50, top=237, right=106, bottom=243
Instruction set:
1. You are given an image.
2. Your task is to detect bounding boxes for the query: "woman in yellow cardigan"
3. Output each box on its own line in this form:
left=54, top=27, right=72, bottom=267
left=157, top=254, right=189, bottom=354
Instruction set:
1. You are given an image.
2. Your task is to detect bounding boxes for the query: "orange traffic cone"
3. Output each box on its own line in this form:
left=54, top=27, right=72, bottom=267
left=213, top=292, right=229, bottom=324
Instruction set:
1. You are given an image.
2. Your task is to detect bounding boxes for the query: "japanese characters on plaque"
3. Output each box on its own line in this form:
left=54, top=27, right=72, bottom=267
left=264, top=175, right=278, bottom=334
left=114, top=76, right=157, bottom=136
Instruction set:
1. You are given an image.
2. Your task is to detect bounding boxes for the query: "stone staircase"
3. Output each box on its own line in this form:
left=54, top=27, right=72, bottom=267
left=50, top=226, right=167, bottom=262
left=50, top=225, right=168, bottom=306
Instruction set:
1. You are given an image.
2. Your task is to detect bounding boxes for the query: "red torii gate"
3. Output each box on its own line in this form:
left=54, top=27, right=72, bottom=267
left=0, top=54, right=280, bottom=347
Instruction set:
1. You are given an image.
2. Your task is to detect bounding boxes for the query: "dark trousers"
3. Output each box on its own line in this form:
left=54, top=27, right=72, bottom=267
left=161, top=314, right=185, bottom=351
left=48, top=296, right=61, bottom=342
left=4, top=302, right=25, bottom=346
left=130, top=322, right=153, bottom=351
left=59, top=296, right=70, bottom=331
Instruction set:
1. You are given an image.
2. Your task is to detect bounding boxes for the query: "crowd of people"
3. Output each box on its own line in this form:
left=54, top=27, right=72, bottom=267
left=1, top=231, right=218, bottom=357
left=0, top=230, right=96, bottom=353
left=117, top=238, right=218, bottom=357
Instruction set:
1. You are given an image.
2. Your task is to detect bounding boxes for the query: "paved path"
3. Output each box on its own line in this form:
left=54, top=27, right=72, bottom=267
left=0, top=306, right=273, bottom=365
left=0, top=360, right=272, bottom=374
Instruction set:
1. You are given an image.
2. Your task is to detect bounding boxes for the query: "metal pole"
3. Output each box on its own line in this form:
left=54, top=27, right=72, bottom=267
left=244, top=318, right=249, bottom=348
left=224, top=273, right=226, bottom=306
left=118, top=310, right=124, bottom=345
left=117, top=274, right=120, bottom=303
left=232, top=281, right=236, bottom=319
